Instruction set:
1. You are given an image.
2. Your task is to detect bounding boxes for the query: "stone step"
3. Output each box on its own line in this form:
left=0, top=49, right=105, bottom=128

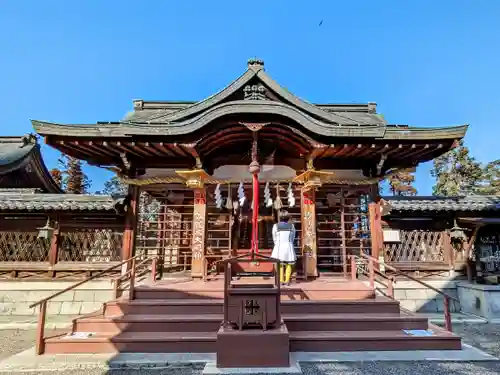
left=289, top=327, right=462, bottom=352
left=73, top=312, right=427, bottom=333
left=104, top=297, right=400, bottom=317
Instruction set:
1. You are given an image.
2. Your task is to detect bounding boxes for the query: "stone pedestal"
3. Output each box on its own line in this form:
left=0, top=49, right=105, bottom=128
left=457, top=282, right=500, bottom=321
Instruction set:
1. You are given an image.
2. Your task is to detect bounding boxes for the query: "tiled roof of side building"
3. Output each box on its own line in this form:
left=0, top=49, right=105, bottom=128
left=383, top=195, right=500, bottom=212
left=0, top=189, right=126, bottom=212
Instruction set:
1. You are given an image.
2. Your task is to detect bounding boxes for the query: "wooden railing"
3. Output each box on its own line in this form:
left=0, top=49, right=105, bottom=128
left=349, top=253, right=459, bottom=332
left=203, top=250, right=309, bottom=281
left=28, top=254, right=158, bottom=355
left=348, top=254, right=396, bottom=299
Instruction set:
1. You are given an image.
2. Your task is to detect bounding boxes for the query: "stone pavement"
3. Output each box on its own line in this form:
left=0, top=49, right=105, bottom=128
left=0, top=323, right=499, bottom=374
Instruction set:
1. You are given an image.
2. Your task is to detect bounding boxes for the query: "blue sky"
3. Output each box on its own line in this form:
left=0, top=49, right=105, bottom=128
left=1, top=0, right=499, bottom=195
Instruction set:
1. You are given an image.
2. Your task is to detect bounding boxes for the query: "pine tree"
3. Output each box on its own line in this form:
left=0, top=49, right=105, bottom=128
left=388, top=170, right=417, bottom=196
left=477, top=159, right=500, bottom=195
left=431, top=140, right=483, bottom=196
left=103, top=175, right=128, bottom=195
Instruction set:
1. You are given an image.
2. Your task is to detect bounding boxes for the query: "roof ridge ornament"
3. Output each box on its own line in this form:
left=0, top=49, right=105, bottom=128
left=21, top=133, right=37, bottom=146
left=247, top=58, right=265, bottom=72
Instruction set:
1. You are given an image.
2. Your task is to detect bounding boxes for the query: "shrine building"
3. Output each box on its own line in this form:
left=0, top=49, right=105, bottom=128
left=32, top=58, right=468, bottom=280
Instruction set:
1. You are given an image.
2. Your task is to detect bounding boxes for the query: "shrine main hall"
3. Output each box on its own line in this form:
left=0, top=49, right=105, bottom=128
left=32, top=58, right=467, bottom=279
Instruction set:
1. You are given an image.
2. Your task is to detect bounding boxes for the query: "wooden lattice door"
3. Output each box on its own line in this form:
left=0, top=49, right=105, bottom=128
left=136, top=189, right=194, bottom=270
left=316, top=186, right=371, bottom=275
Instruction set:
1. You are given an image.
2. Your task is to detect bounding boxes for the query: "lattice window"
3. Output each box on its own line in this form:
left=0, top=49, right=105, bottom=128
left=384, top=230, right=445, bottom=263
left=206, top=184, right=231, bottom=268
left=136, top=189, right=193, bottom=268
left=0, top=230, right=50, bottom=262
left=58, top=228, right=122, bottom=262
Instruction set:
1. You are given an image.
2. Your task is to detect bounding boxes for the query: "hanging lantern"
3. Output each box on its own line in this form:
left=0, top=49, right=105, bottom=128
left=450, top=219, right=467, bottom=243
left=37, top=218, right=54, bottom=240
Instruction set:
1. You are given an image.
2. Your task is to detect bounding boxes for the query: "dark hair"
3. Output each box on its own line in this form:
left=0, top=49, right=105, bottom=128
left=279, top=210, right=290, bottom=223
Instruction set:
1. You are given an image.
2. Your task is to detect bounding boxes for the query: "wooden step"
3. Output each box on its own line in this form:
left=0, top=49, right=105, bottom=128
left=44, top=327, right=461, bottom=354
left=133, top=282, right=375, bottom=301
left=290, top=328, right=462, bottom=351
left=284, top=313, right=428, bottom=331
left=73, top=314, right=223, bottom=333
left=104, top=297, right=400, bottom=317
left=74, top=312, right=427, bottom=334
left=43, top=331, right=217, bottom=354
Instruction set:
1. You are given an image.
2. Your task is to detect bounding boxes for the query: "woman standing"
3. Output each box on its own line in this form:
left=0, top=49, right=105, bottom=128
left=271, top=211, right=296, bottom=285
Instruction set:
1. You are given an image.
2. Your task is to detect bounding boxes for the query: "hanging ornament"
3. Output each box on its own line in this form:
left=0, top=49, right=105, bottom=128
left=225, top=184, right=233, bottom=210
left=237, top=182, right=246, bottom=207
left=214, top=184, right=223, bottom=209
left=264, top=181, right=273, bottom=207
left=273, top=183, right=283, bottom=210
left=287, top=182, right=295, bottom=208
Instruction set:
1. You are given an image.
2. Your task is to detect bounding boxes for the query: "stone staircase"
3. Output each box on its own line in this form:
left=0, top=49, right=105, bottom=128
left=42, top=280, right=462, bottom=354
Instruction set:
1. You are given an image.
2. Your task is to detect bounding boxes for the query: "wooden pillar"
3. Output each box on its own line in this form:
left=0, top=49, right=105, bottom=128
left=122, top=185, right=140, bottom=274
left=369, top=200, right=382, bottom=266
left=443, top=231, right=453, bottom=270
left=191, top=188, right=207, bottom=277
left=301, top=189, right=317, bottom=278
left=47, top=219, right=60, bottom=278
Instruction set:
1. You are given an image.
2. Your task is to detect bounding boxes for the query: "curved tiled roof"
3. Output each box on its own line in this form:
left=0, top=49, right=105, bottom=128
left=383, top=195, right=500, bottom=212
left=0, top=135, right=62, bottom=193
left=32, top=59, right=467, bottom=141
left=0, top=190, right=125, bottom=212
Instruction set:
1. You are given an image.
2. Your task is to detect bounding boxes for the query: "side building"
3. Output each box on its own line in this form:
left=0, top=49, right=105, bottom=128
left=0, top=135, right=126, bottom=278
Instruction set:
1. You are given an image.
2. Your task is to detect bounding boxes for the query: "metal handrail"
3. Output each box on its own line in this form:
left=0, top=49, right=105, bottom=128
left=30, top=254, right=159, bottom=355
left=29, top=255, right=142, bottom=310
left=351, top=253, right=456, bottom=332
left=359, top=253, right=459, bottom=302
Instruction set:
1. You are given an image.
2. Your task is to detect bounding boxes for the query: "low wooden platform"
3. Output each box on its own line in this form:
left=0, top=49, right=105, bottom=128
left=41, top=278, right=462, bottom=355
left=133, top=278, right=376, bottom=300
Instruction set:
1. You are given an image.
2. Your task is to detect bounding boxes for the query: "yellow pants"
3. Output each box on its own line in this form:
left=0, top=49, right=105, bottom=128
left=280, top=264, right=293, bottom=284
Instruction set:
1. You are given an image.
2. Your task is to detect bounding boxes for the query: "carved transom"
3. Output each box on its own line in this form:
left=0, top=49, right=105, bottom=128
left=243, top=84, right=267, bottom=100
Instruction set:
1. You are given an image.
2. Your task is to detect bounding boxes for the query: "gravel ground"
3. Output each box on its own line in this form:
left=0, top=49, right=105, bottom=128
left=0, top=324, right=499, bottom=374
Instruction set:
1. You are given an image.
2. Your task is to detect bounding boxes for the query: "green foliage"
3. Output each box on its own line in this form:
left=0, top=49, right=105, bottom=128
left=477, top=159, right=500, bottom=195
left=388, top=170, right=417, bottom=196
left=103, top=175, right=128, bottom=196
left=431, top=140, right=483, bottom=196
